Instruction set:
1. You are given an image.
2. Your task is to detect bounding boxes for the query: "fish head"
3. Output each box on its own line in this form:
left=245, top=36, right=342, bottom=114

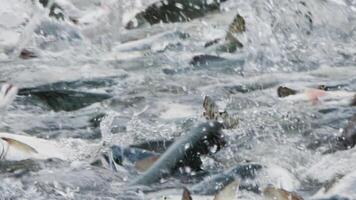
left=197, top=122, right=226, bottom=155
left=277, top=86, right=298, bottom=98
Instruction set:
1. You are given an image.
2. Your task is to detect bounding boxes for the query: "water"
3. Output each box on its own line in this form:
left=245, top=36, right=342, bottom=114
left=0, top=0, right=356, bottom=199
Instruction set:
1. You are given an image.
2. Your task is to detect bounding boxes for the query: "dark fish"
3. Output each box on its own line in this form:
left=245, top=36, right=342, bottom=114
left=337, top=114, right=356, bottom=149
left=103, top=142, right=205, bottom=174
left=18, top=89, right=112, bottom=112
left=38, top=0, right=65, bottom=20
left=190, top=55, right=227, bottom=67
left=19, top=49, right=37, bottom=59
left=277, top=86, right=298, bottom=98
left=189, top=55, right=245, bottom=74
left=126, top=0, right=227, bottom=29
left=323, top=114, right=356, bottom=154
left=130, top=121, right=225, bottom=186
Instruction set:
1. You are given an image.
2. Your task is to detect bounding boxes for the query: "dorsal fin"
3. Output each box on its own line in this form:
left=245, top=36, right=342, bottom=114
left=228, top=14, right=246, bottom=34
left=1, top=137, right=38, bottom=154
left=213, top=179, right=239, bottom=200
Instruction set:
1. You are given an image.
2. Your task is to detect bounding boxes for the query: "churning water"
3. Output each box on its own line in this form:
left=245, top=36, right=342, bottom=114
left=0, top=0, right=356, bottom=199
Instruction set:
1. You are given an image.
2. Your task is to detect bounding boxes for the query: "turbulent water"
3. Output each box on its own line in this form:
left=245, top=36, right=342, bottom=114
left=0, top=0, right=356, bottom=199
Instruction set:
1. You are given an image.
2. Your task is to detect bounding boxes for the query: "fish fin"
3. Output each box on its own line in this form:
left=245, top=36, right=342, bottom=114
left=203, top=96, right=239, bottom=129
left=228, top=14, right=246, bottom=34
left=1, top=137, right=38, bottom=154
left=203, top=96, right=219, bottom=120
left=182, top=187, right=192, bottom=200
left=213, top=179, right=239, bottom=200
left=135, top=155, right=160, bottom=172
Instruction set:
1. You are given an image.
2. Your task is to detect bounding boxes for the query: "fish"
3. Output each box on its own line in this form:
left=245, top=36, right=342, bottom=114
left=135, top=155, right=160, bottom=172
left=129, top=121, right=225, bottom=186
left=205, top=14, right=246, bottom=53
left=0, top=83, right=18, bottom=109
left=277, top=86, right=298, bottom=98
left=336, top=114, right=356, bottom=150
left=0, top=132, right=67, bottom=161
left=37, top=0, right=65, bottom=20
left=191, top=163, right=262, bottom=195
left=277, top=86, right=355, bottom=106
left=19, top=49, right=37, bottom=59
left=125, top=0, right=227, bottom=29
left=18, top=87, right=112, bottom=112
left=203, top=96, right=239, bottom=129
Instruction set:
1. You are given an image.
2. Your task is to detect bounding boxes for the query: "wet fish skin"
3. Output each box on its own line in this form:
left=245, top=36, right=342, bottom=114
left=191, top=163, right=262, bottom=195
left=126, top=0, right=227, bottom=29
left=110, top=145, right=159, bottom=165
left=1, top=137, right=38, bottom=155
left=18, top=88, right=112, bottom=112
left=130, top=121, right=224, bottom=186
left=277, top=86, right=298, bottom=98
left=337, top=114, right=356, bottom=149
left=19, top=49, right=37, bottom=59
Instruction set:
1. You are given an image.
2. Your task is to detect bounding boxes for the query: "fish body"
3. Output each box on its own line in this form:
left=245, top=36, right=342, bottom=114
left=130, top=121, right=224, bottom=186
left=280, top=88, right=355, bottom=106
left=0, top=132, right=67, bottom=161
left=126, top=0, right=226, bottom=29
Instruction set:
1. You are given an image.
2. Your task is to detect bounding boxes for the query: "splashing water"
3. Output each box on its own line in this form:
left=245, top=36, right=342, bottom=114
left=0, top=0, right=355, bottom=199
